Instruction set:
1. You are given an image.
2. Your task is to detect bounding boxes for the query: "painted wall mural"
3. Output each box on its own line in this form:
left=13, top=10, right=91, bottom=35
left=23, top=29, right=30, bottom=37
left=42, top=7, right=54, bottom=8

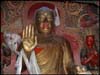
left=2, top=1, right=24, bottom=25
left=1, top=1, right=24, bottom=33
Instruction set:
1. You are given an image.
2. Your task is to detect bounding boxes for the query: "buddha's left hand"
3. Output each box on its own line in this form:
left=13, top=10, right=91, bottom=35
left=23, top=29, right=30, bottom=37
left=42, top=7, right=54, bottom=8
left=76, top=66, right=91, bottom=74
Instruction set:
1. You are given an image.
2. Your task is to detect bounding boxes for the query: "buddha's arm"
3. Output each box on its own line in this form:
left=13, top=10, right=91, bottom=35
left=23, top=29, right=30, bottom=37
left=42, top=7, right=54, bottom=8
left=62, top=40, right=91, bottom=74
left=62, top=41, right=75, bottom=74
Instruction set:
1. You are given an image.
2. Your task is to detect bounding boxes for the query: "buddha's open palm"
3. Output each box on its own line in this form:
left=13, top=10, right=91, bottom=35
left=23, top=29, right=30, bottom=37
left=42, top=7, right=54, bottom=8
left=22, top=25, right=37, bottom=52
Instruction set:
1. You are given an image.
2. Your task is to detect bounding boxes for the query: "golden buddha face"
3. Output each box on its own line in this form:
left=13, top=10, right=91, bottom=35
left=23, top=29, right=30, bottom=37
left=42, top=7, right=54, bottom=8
left=36, top=10, right=54, bottom=34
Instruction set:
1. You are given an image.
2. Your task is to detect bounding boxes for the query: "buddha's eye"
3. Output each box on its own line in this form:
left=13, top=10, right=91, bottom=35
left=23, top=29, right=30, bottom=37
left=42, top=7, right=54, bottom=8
left=38, top=18, right=44, bottom=22
left=38, top=15, right=45, bottom=21
left=48, top=18, right=52, bottom=21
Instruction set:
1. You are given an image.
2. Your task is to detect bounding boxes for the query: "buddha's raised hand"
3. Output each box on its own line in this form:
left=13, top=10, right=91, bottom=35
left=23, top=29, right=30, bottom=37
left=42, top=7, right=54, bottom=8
left=22, top=24, right=37, bottom=52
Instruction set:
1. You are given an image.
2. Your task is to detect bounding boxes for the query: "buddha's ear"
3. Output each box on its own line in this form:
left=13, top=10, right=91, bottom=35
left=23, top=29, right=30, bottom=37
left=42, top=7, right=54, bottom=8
left=54, top=6, right=60, bottom=26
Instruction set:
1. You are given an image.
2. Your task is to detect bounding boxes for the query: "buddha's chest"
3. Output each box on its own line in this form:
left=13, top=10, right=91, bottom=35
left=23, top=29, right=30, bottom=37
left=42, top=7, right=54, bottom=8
left=36, top=42, right=61, bottom=57
left=35, top=43, right=63, bottom=73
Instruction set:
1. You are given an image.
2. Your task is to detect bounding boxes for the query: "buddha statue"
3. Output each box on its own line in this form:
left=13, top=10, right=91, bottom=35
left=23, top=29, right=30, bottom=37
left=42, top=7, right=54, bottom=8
left=18, top=7, right=88, bottom=74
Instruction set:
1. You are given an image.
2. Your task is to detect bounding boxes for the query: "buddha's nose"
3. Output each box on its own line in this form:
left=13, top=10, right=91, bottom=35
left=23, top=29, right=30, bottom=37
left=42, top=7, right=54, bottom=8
left=43, top=18, right=49, bottom=29
left=43, top=18, right=48, bottom=22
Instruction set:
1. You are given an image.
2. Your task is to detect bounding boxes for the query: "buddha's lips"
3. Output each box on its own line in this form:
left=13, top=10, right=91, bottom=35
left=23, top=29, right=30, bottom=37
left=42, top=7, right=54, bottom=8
left=41, top=22, right=49, bottom=29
